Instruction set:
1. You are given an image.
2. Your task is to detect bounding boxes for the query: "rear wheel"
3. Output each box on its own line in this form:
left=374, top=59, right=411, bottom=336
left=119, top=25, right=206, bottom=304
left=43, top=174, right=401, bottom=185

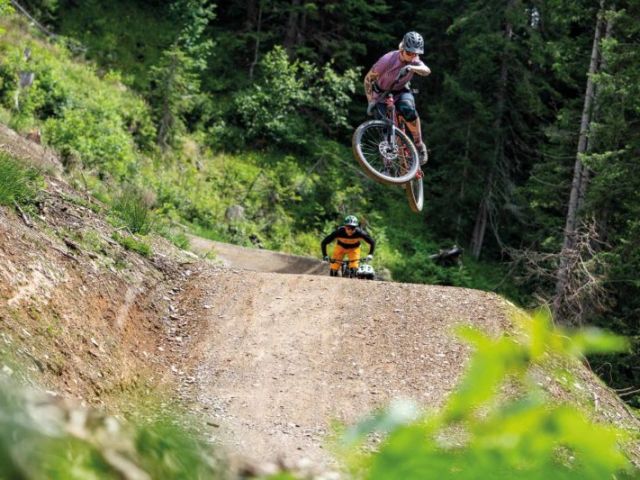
left=405, top=170, right=424, bottom=212
left=352, top=120, right=419, bottom=185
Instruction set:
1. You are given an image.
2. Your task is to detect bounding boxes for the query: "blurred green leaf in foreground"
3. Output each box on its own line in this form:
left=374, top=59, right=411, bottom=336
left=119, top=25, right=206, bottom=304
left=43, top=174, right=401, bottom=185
left=341, top=310, right=637, bottom=480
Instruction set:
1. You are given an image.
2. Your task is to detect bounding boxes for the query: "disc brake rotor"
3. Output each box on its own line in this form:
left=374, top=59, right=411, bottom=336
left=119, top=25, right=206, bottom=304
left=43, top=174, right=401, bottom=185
left=378, top=140, right=398, bottom=161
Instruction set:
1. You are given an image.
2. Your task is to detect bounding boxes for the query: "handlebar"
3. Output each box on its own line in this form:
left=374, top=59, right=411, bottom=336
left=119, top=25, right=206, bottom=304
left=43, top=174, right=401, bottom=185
left=327, top=257, right=372, bottom=264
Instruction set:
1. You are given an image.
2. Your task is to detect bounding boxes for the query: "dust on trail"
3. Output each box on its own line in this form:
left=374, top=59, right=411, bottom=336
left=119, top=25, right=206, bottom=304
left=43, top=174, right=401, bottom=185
left=180, top=237, right=511, bottom=470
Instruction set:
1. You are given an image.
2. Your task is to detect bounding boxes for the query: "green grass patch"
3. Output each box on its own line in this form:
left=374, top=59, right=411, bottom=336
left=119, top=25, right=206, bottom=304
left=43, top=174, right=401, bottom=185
left=0, top=152, right=41, bottom=206
left=113, top=187, right=155, bottom=235
left=112, top=231, right=151, bottom=257
left=165, top=230, right=190, bottom=250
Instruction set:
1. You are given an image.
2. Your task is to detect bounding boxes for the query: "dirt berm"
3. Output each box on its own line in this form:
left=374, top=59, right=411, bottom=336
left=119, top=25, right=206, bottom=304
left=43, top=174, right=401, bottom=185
left=1, top=126, right=638, bottom=475
left=180, top=237, right=640, bottom=472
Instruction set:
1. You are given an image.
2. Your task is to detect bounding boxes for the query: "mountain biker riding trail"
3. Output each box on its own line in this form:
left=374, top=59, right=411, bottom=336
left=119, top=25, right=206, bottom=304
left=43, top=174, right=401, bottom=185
left=364, top=31, right=431, bottom=165
left=321, top=215, right=375, bottom=277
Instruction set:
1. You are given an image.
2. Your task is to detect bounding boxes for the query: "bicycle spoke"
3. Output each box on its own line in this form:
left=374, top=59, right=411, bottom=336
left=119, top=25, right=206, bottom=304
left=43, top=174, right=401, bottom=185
left=353, top=120, right=419, bottom=185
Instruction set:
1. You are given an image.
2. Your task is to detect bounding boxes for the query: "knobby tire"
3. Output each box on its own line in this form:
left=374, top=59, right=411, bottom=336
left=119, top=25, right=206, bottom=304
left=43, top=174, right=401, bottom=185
left=405, top=174, right=424, bottom=212
left=352, top=120, right=419, bottom=185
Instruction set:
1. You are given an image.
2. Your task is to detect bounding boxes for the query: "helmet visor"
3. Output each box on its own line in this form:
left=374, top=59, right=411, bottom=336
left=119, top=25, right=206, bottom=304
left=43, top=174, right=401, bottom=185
left=404, top=45, right=423, bottom=54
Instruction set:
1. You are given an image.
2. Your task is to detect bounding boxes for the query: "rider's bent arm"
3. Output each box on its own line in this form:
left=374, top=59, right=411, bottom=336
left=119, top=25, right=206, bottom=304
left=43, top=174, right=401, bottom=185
left=364, top=70, right=380, bottom=103
left=361, top=231, right=376, bottom=255
left=321, top=230, right=338, bottom=258
left=410, top=63, right=431, bottom=77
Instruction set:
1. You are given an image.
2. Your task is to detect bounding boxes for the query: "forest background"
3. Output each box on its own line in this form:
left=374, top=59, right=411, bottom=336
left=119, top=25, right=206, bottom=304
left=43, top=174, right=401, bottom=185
left=0, top=0, right=638, bottom=407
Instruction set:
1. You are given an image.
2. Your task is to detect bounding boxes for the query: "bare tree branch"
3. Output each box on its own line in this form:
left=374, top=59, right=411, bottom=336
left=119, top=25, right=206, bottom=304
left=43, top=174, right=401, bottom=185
left=507, top=218, right=611, bottom=325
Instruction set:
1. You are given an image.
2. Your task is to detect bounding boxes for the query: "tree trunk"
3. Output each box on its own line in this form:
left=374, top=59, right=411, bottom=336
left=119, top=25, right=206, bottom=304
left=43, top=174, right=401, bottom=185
left=244, top=0, right=257, bottom=30
left=283, top=0, right=301, bottom=57
left=455, top=122, right=471, bottom=243
left=470, top=10, right=512, bottom=259
left=470, top=191, right=489, bottom=258
left=157, top=54, right=178, bottom=149
left=553, top=2, right=606, bottom=320
left=578, top=7, right=614, bottom=214
left=249, top=0, right=264, bottom=80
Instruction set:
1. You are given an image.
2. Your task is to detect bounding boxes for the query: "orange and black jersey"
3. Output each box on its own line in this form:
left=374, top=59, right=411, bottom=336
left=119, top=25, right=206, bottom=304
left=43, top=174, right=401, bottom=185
left=321, top=226, right=376, bottom=256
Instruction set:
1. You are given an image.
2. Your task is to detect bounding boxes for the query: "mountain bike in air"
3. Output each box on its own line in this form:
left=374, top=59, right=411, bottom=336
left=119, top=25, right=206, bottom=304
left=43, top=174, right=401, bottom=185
left=351, top=73, right=425, bottom=213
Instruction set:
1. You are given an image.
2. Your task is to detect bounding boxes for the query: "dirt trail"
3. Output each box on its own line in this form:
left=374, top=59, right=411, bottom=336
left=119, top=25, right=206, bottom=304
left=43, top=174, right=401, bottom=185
left=188, top=235, right=326, bottom=275
left=180, top=236, right=512, bottom=471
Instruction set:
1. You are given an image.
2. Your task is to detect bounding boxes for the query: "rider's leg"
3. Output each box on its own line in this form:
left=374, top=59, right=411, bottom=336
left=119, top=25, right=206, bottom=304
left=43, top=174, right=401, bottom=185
left=397, top=92, right=427, bottom=165
left=407, top=118, right=427, bottom=165
left=405, top=117, right=427, bottom=165
left=330, top=245, right=346, bottom=275
left=347, top=247, right=361, bottom=277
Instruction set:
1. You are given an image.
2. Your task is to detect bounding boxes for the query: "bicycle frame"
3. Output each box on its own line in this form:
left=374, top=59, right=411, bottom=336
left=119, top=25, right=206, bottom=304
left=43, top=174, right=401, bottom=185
left=384, top=94, right=398, bottom=144
left=381, top=93, right=416, bottom=173
left=329, top=257, right=374, bottom=279
left=330, top=257, right=361, bottom=277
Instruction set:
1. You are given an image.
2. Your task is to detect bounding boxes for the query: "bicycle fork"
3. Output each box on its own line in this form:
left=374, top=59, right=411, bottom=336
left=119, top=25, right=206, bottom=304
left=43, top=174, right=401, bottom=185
left=383, top=96, right=397, bottom=172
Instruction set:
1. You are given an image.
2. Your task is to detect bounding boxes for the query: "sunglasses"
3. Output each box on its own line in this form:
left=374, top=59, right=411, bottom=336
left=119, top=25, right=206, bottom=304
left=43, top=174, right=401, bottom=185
left=403, top=50, right=418, bottom=58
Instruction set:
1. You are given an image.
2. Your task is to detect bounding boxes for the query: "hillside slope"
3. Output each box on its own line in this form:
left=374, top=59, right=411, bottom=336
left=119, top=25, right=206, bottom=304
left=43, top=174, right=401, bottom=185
left=1, top=124, right=638, bottom=475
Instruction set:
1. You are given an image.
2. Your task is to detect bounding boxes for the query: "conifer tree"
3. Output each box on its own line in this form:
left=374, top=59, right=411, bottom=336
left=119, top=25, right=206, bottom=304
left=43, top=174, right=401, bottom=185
left=149, top=0, right=215, bottom=148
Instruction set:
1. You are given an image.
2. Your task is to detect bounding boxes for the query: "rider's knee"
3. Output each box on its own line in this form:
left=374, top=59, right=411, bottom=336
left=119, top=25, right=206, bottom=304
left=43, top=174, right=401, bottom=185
left=397, top=100, right=417, bottom=121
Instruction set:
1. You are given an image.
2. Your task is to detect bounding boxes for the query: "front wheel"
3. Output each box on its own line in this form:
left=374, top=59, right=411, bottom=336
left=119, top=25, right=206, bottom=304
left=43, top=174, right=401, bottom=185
left=405, top=171, right=424, bottom=213
left=352, top=120, right=420, bottom=185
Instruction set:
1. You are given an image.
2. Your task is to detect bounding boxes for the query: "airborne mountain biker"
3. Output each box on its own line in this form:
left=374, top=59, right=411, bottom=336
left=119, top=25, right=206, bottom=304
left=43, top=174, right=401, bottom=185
left=321, top=215, right=376, bottom=277
left=364, top=31, right=431, bottom=165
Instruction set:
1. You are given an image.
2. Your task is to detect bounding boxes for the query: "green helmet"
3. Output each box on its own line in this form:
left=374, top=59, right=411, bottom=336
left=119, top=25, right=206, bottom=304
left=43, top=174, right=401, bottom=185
left=344, top=215, right=359, bottom=227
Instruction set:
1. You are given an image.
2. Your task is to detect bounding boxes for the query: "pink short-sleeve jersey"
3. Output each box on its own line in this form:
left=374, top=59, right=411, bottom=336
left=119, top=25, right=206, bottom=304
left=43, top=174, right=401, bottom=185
left=370, top=50, right=425, bottom=101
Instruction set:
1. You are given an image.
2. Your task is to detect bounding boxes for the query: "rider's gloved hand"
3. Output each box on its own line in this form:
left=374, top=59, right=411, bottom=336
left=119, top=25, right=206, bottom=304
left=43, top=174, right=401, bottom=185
left=365, top=254, right=373, bottom=262
left=323, top=256, right=329, bottom=263
left=367, top=101, right=376, bottom=117
left=398, top=65, right=412, bottom=78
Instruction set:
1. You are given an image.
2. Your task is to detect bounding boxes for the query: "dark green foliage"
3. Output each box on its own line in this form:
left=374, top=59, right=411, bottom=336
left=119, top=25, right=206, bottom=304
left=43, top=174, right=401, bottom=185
left=235, top=46, right=358, bottom=150
left=56, top=0, right=178, bottom=90
left=393, top=248, right=472, bottom=286
left=148, top=45, right=201, bottom=148
left=146, top=0, right=215, bottom=148
left=0, top=20, right=155, bottom=175
left=585, top=6, right=640, bottom=402
left=0, top=152, right=41, bottom=206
